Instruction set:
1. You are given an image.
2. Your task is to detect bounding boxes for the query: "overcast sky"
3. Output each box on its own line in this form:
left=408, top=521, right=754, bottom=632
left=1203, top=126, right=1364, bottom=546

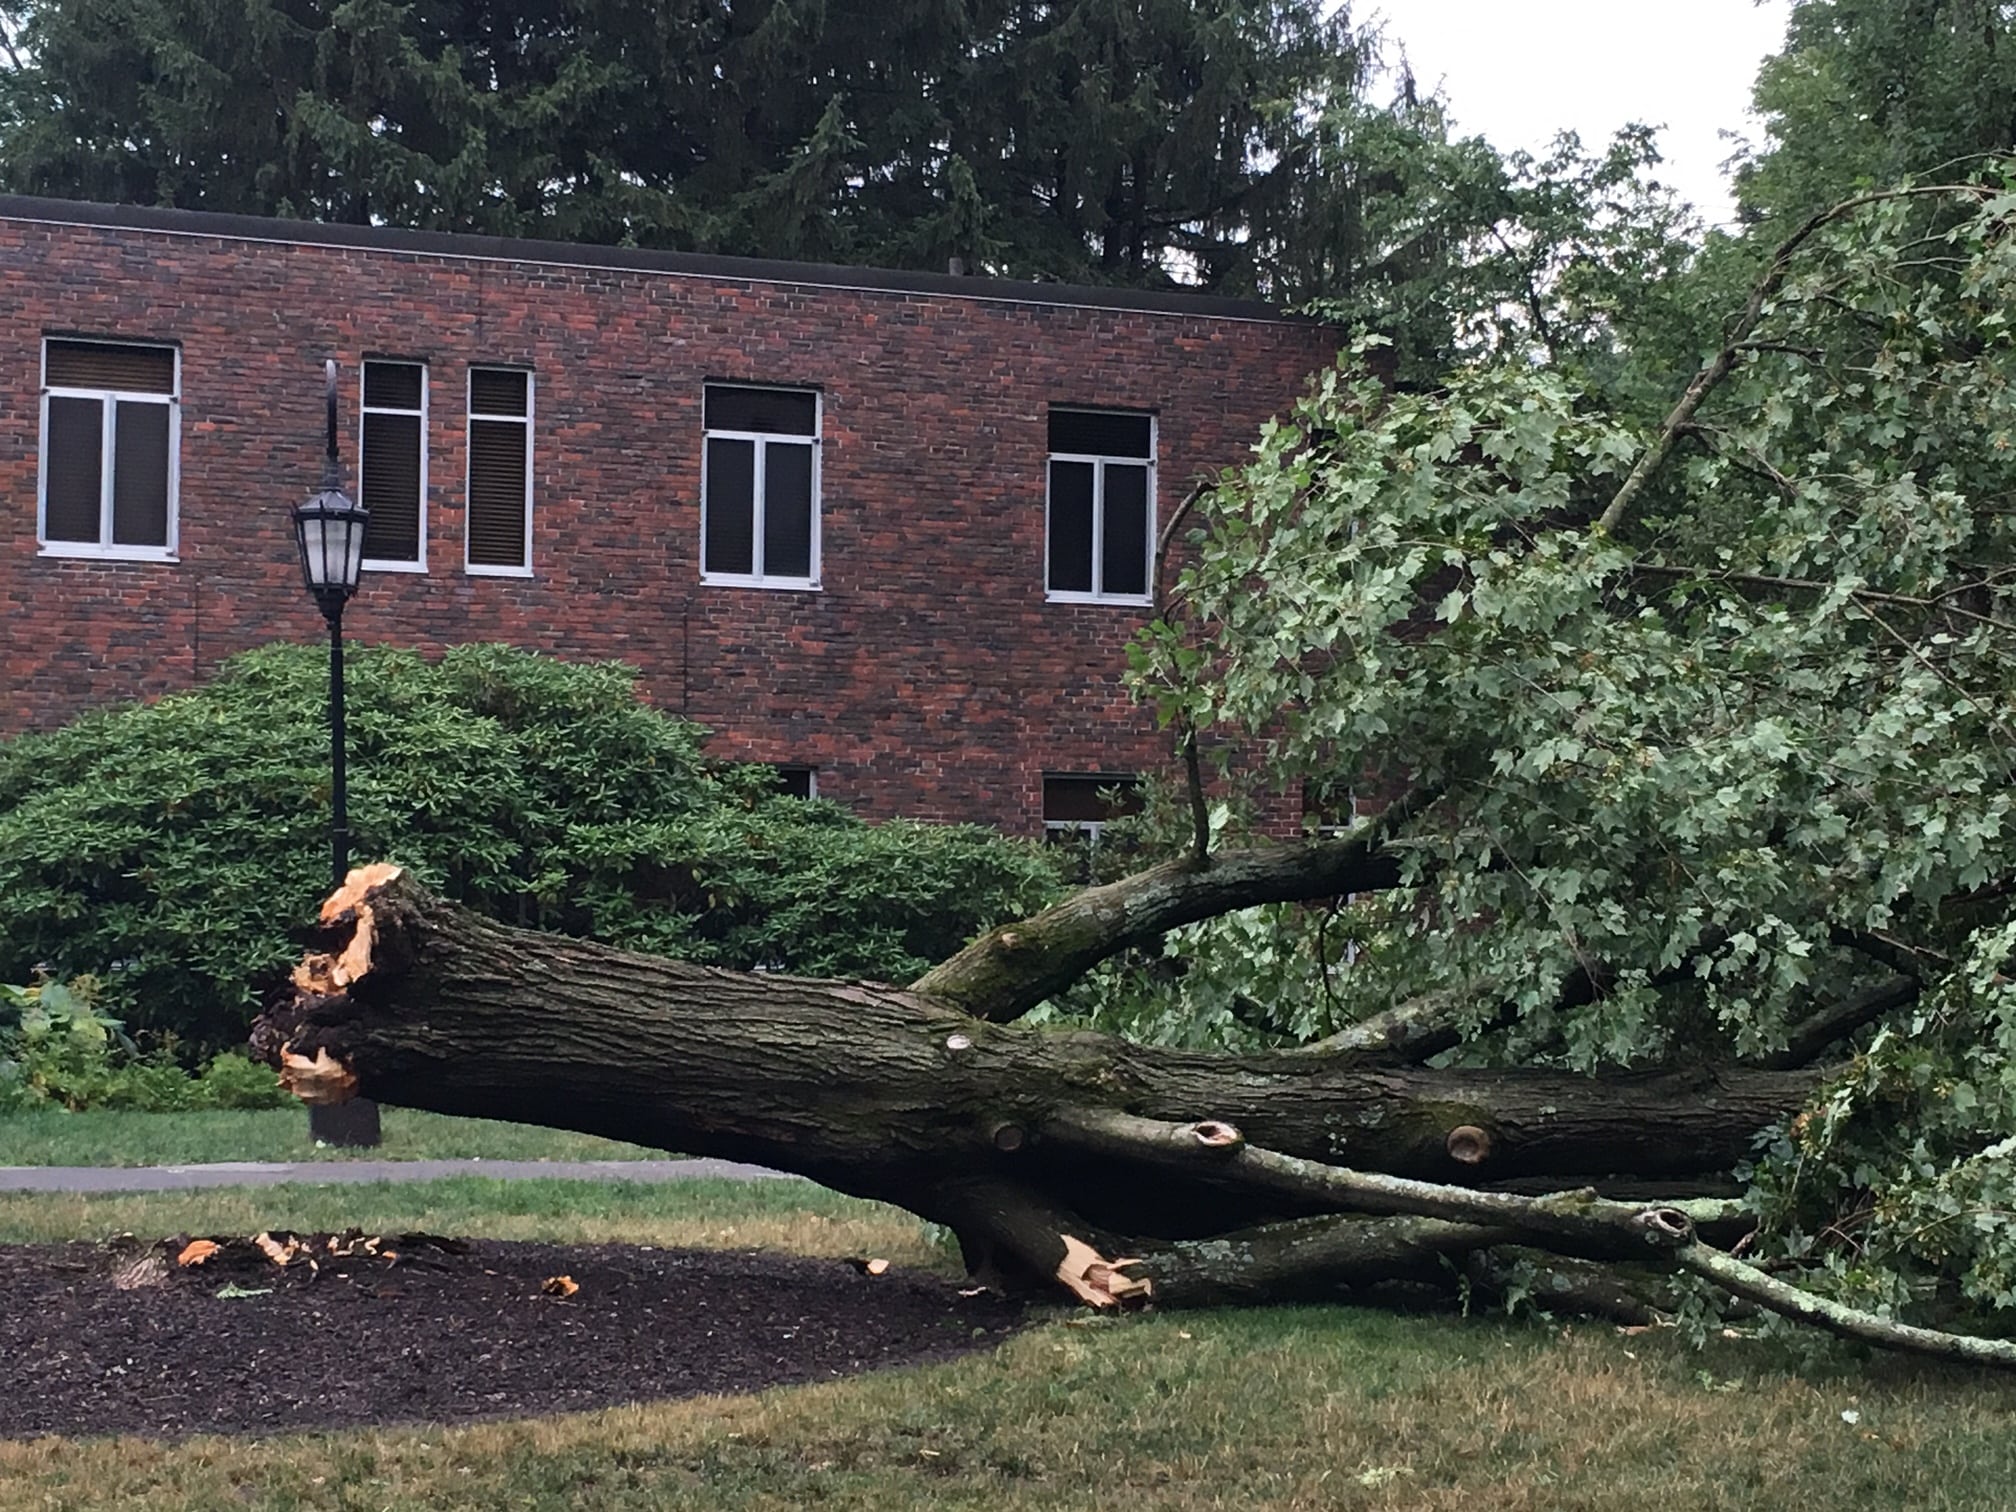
left=1375, top=1, right=1796, bottom=227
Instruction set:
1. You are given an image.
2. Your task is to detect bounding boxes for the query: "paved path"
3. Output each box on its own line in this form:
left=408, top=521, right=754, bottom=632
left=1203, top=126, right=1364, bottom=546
left=0, top=1158, right=794, bottom=1194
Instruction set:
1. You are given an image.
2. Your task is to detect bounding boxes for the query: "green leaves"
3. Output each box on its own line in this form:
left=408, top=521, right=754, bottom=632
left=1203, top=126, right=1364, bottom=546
left=1119, top=179, right=2016, bottom=1319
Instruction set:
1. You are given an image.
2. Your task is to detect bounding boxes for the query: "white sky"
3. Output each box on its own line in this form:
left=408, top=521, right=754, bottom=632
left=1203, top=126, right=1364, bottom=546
left=1375, top=0, right=1796, bottom=228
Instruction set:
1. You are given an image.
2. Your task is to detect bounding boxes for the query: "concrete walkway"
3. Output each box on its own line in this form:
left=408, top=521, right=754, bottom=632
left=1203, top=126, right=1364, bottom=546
left=0, top=1157, right=794, bottom=1194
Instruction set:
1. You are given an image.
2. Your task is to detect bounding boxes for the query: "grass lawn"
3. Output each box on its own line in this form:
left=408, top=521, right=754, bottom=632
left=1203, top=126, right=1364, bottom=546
left=0, top=1107, right=664, bottom=1166
left=4, top=1180, right=2016, bottom=1509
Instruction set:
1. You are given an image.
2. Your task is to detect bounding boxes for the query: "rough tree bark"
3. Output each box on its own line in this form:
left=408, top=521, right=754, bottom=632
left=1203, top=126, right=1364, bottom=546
left=250, top=863, right=2016, bottom=1367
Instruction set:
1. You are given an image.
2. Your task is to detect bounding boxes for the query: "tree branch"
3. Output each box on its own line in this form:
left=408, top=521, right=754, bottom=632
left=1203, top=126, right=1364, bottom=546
left=910, top=785, right=1441, bottom=1022
left=1763, top=975, right=1919, bottom=1070
left=1679, top=1241, right=2016, bottom=1370
left=1597, top=183, right=1994, bottom=537
left=1047, top=1111, right=2016, bottom=1365
left=1629, top=560, right=2016, bottom=635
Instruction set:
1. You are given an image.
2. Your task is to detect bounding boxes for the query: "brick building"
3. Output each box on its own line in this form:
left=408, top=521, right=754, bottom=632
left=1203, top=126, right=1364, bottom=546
left=0, top=195, right=1338, bottom=833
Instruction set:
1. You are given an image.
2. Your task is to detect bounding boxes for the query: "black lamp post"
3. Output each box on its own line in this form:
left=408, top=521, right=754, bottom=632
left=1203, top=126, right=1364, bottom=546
left=292, top=358, right=379, bottom=1147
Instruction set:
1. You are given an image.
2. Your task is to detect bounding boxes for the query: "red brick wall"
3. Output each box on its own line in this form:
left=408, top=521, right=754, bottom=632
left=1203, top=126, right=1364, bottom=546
left=0, top=203, right=1339, bottom=832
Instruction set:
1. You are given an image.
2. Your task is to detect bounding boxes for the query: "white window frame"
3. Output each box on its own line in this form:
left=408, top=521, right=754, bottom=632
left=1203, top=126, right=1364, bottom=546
left=465, top=367, right=535, bottom=578
left=700, top=384, right=822, bottom=591
left=37, top=338, right=181, bottom=562
left=1044, top=409, right=1155, bottom=607
left=774, top=765, right=819, bottom=799
left=359, top=360, right=429, bottom=574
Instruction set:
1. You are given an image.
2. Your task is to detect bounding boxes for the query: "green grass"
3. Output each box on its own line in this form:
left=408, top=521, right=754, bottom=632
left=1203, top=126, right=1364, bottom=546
left=6, top=1181, right=2016, bottom=1509
left=0, top=1107, right=664, bottom=1166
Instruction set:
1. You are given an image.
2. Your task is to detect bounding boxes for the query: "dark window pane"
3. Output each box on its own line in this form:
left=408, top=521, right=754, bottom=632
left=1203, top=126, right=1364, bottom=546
left=1043, top=776, right=1144, bottom=822
left=706, top=385, right=817, bottom=436
left=1049, top=408, right=1151, bottom=458
left=470, top=368, right=529, bottom=416
left=763, top=440, right=813, bottom=579
left=364, top=361, right=424, bottom=411
left=773, top=766, right=815, bottom=799
left=1100, top=462, right=1149, bottom=597
left=1048, top=460, right=1094, bottom=593
left=110, top=400, right=170, bottom=547
left=705, top=436, right=756, bottom=575
left=468, top=418, right=528, bottom=567
left=43, top=396, right=103, bottom=542
left=361, top=410, right=423, bottom=561
left=47, top=341, right=175, bottom=394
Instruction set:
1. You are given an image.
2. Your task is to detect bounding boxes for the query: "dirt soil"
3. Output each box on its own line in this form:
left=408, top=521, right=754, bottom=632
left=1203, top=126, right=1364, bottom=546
left=0, top=1236, right=1023, bottom=1440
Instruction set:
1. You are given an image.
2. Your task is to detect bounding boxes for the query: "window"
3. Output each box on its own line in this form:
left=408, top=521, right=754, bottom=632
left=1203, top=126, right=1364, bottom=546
left=1047, top=408, right=1153, bottom=603
left=702, top=383, right=819, bottom=588
left=467, top=367, right=533, bottom=574
left=1043, top=774, right=1144, bottom=877
left=773, top=765, right=818, bottom=799
left=39, top=339, right=179, bottom=558
left=360, top=361, right=426, bottom=570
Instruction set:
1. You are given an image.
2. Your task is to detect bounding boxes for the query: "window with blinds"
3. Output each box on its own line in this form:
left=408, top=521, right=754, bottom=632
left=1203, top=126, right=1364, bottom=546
left=360, top=361, right=425, bottom=567
left=1046, top=408, right=1154, bottom=604
left=39, top=338, right=178, bottom=557
left=701, top=383, right=819, bottom=588
left=467, top=367, right=532, bottom=573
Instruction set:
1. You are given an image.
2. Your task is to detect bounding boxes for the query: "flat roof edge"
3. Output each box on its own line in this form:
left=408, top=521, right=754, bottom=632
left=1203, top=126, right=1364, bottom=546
left=0, top=194, right=1322, bottom=325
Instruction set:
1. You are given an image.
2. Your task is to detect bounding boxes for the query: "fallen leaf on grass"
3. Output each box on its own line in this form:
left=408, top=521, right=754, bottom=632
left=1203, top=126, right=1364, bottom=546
left=541, top=1275, right=580, bottom=1298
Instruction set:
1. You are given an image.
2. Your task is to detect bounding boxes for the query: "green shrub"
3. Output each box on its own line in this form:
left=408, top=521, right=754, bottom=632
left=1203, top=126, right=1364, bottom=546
left=191, top=1050, right=295, bottom=1110
left=0, top=643, right=1064, bottom=1051
left=0, top=974, right=295, bottom=1111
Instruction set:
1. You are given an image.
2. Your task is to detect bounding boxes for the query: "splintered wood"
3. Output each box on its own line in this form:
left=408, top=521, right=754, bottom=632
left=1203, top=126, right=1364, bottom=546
left=1055, top=1235, right=1153, bottom=1307
left=278, top=1046, right=359, bottom=1105
left=291, top=862, right=404, bottom=996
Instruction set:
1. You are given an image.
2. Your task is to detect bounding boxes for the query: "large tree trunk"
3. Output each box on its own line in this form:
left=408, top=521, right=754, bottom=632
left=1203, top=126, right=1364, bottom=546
left=253, top=866, right=1810, bottom=1307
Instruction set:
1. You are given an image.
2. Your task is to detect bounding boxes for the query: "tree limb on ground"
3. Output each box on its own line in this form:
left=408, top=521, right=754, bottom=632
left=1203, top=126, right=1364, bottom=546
left=242, top=865, right=2016, bottom=1371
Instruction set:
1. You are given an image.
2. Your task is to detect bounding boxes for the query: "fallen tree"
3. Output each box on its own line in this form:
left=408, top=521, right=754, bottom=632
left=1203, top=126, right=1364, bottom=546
left=249, top=861, right=2016, bottom=1368
left=250, top=179, right=2016, bottom=1368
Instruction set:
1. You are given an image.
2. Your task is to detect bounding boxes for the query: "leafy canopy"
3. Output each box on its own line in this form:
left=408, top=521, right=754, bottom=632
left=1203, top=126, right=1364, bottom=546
left=1128, top=176, right=2016, bottom=1320
left=0, top=643, right=1061, bottom=1048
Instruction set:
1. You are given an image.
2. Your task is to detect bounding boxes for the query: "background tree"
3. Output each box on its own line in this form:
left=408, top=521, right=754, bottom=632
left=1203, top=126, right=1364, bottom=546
left=1739, top=0, right=2016, bottom=222
left=0, top=0, right=1488, bottom=304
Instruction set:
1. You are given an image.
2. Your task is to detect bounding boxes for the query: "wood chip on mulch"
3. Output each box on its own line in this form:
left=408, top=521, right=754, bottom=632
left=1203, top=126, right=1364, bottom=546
left=0, top=1236, right=1022, bottom=1440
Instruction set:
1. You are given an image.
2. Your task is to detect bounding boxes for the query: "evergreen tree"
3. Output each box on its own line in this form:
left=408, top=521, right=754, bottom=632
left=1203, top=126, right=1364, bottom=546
left=0, top=0, right=1499, bottom=304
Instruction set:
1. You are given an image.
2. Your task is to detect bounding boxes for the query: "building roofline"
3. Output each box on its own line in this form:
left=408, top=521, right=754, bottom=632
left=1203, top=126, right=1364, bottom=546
left=0, top=194, right=1318, bottom=325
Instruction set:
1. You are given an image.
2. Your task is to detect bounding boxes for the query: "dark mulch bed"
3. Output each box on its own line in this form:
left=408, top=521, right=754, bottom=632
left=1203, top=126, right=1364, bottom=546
left=0, top=1235, right=1022, bottom=1440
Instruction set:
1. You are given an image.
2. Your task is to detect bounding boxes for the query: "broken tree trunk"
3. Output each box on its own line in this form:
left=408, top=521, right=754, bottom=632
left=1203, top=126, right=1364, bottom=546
left=253, top=866, right=1810, bottom=1305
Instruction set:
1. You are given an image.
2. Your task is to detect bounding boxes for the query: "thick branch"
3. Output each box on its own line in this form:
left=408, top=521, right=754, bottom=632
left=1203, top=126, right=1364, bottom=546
left=1764, top=975, right=1918, bottom=1070
left=1044, top=1110, right=1700, bottom=1264
left=912, top=786, right=1437, bottom=1022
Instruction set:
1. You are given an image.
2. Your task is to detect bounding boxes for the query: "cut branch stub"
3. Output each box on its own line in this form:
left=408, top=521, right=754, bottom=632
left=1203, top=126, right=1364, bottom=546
left=1445, top=1125, right=1493, bottom=1164
left=1044, top=1108, right=1249, bottom=1164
